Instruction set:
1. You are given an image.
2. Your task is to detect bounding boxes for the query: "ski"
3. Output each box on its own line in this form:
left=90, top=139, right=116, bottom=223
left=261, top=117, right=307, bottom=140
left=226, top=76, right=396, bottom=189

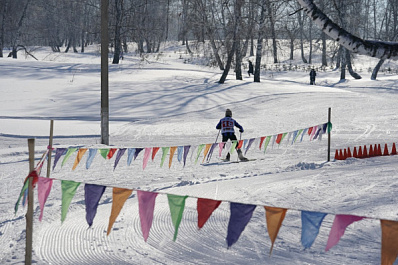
left=201, top=158, right=256, bottom=166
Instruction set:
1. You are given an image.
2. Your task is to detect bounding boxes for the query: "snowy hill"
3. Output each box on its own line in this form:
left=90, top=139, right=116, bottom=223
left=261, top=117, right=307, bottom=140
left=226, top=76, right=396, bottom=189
left=1, top=45, right=398, bottom=264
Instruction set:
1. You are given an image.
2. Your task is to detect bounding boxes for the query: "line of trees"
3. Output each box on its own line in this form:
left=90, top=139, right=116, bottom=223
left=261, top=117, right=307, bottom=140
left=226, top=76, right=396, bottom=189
left=0, top=0, right=397, bottom=81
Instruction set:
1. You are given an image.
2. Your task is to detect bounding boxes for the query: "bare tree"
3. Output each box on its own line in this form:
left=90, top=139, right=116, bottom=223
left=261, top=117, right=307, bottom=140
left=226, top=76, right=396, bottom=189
left=297, top=0, right=398, bottom=60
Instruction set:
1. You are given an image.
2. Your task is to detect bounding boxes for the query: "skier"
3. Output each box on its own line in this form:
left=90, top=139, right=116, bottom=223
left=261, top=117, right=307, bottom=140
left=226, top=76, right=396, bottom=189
left=309, top=68, right=316, bottom=85
left=216, top=109, right=248, bottom=162
left=248, top=60, right=254, bottom=77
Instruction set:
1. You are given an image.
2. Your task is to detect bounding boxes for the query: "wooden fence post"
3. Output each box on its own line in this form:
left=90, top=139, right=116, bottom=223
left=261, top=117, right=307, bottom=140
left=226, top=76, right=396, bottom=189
left=25, top=139, right=35, bottom=265
left=46, top=120, right=54, bottom=178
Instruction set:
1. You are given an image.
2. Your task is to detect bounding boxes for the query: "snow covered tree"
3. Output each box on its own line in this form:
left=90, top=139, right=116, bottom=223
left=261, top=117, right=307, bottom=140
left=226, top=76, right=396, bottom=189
left=296, top=0, right=398, bottom=61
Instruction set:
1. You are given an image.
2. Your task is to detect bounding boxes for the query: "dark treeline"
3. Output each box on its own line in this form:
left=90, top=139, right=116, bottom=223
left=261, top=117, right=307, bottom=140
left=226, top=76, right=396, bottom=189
left=1, top=0, right=397, bottom=81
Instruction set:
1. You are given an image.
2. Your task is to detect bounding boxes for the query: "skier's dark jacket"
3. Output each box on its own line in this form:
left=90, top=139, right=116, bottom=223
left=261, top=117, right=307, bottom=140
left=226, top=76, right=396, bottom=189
left=216, top=117, right=244, bottom=137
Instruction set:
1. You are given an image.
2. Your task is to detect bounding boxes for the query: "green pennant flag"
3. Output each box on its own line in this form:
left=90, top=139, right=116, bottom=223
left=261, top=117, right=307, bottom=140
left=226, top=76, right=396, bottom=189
left=195, top=144, right=205, bottom=164
left=61, top=180, right=81, bottom=222
left=294, top=129, right=304, bottom=143
left=230, top=140, right=238, bottom=154
left=14, top=179, right=29, bottom=214
left=160, top=147, right=170, bottom=167
left=327, top=122, right=333, bottom=133
left=99, top=149, right=110, bottom=159
left=61, top=148, right=77, bottom=167
left=263, top=136, right=271, bottom=153
left=167, top=194, right=188, bottom=241
left=280, top=133, right=288, bottom=144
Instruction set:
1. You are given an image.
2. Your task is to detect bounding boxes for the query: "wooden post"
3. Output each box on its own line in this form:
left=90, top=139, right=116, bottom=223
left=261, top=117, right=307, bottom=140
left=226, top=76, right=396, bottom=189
left=46, top=120, right=54, bottom=178
left=101, top=0, right=109, bottom=145
left=25, top=139, right=35, bottom=265
left=327, top=107, right=331, bottom=162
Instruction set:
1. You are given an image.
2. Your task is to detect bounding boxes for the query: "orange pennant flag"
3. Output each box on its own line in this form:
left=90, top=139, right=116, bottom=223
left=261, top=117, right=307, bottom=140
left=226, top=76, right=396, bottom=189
left=72, top=148, right=87, bottom=170
left=264, top=206, right=287, bottom=256
left=275, top=134, right=283, bottom=144
left=381, top=219, right=398, bottom=265
left=169, top=146, right=178, bottom=168
left=202, top=144, right=212, bottom=163
left=107, top=187, right=133, bottom=235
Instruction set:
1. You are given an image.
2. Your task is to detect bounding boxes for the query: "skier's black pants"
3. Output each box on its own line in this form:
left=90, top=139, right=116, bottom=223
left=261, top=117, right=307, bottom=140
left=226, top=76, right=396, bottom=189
left=222, top=133, right=238, bottom=143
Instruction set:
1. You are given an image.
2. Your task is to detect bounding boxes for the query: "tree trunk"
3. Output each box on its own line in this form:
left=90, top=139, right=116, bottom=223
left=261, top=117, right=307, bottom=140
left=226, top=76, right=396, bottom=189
left=346, top=49, right=362, bottom=79
left=321, top=32, right=327, bottom=66
left=298, top=10, right=308, bottom=63
left=112, top=0, right=122, bottom=64
left=0, top=0, right=8, bottom=58
left=297, top=0, right=398, bottom=60
left=371, top=59, right=385, bottom=80
left=254, top=0, right=267, bottom=83
left=219, top=0, right=244, bottom=84
left=266, top=0, right=278, bottom=63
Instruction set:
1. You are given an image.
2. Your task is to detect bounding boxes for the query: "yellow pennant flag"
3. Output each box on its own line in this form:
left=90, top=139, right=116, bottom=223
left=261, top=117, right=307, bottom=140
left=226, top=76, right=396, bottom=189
left=202, top=144, right=212, bottom=163
left=72, top=148, right=87, bottom=170
left=264, top=206, right=287, bottom=256
left=381, top=219, right=398, bottom=265
left=107, top=187, right=133, bottom=235
left=169, top=146, right=178, bottom=169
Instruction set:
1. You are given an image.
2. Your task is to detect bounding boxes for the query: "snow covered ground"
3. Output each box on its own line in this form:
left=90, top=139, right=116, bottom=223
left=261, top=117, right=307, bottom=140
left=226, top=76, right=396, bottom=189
left=1, top=44, right=398, bottom=264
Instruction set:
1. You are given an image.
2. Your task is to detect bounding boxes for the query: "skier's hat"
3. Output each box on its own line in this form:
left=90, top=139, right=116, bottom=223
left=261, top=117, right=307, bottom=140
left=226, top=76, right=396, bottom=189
left=225, top=109, right=232, bottom=117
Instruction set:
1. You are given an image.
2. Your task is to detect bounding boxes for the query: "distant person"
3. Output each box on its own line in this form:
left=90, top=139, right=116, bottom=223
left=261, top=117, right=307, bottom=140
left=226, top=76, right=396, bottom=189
left=248, top=60, right=254, bottom=77
left=309, top=68, right=316, bottom=85
left=216, top=109, right=248, bottom=161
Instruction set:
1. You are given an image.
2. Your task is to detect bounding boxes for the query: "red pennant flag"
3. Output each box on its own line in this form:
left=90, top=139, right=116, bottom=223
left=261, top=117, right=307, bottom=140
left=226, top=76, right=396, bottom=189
left=152, top=147, right=160, bottom=161
left=107, top=148, right=117, bottom=159
left=276, top=134, right=283, bottom=144
left=259, top=137, right=266, bottom=149
left=197, top=198, right=222, bottom=229
left=237, top=140, right=243, bottom=149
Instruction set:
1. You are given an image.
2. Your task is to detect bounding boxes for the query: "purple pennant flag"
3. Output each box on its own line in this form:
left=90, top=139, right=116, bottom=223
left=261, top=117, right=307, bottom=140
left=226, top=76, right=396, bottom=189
left=244, top=138, right=255, bottom=155
left=134, top=148, right=143, bottom=160
left=113, top=148, right=126, bottom=170
left=53, top=148, right=67, bottom=170
left=226, top=202, right=256, bottom=248
left=183, top=145, right=190, bottom=167
left=206, top=143, right=218, bottom=162
left=301, top=211, right=327, bottom=249
left=85, top=184, right=106, bottom=227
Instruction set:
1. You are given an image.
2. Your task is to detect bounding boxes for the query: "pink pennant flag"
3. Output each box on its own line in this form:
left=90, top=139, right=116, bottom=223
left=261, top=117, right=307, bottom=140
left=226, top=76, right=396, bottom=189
left=310, top=126, right=318, bottom=141
left=325, top=214, right=364, bottom=251
left=218, top=142, right=225, bottom=157
left=37, top=177, right=53, bottom=221
left=137, top=190, right=158, bottom=242
left=142, top=148, right=152, bottom=170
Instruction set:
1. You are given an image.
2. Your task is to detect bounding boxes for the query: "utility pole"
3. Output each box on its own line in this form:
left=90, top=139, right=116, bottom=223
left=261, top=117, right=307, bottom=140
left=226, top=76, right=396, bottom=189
left=101, top=0, right=109, bottom=145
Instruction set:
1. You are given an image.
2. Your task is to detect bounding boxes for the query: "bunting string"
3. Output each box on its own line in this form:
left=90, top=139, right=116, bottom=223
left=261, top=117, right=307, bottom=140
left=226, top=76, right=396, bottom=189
left=52, top=122, right=332, bottom=171
left=13, top=174, right=398, bottom=264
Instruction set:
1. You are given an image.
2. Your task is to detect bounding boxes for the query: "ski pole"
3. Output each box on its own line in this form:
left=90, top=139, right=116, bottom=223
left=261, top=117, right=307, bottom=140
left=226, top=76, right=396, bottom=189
left=207, top=129, right=220, bottom=162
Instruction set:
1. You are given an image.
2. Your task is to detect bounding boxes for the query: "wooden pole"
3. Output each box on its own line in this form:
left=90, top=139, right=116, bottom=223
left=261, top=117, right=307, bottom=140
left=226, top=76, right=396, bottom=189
left=25, top=139, right=35, bottom=265
left=327, top=107, right=331, bottom=162
left=46, top=120, right=54, bottom=178
left=101, top=0, right=109, bottom=145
